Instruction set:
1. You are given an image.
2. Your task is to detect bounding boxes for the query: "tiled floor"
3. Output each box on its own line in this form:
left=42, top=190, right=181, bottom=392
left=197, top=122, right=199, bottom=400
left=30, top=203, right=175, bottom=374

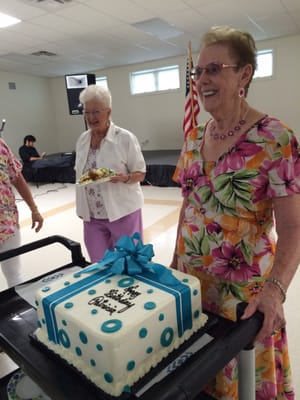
left=0, top=182, right=299, bottom=397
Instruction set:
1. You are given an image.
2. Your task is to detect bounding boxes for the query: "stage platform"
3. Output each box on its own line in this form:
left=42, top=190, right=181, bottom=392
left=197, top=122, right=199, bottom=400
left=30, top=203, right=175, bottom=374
left=142, top=150, right=180, bottom=187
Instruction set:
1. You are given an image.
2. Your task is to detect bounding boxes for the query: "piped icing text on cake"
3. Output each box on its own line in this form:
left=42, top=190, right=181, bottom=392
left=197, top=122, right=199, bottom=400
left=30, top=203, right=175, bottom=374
left=88, top=285, right=141, bottom=315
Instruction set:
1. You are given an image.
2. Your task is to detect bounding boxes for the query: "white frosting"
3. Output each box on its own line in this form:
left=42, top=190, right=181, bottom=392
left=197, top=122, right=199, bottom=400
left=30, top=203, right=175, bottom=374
left=35, top=267, right=207, bottom=396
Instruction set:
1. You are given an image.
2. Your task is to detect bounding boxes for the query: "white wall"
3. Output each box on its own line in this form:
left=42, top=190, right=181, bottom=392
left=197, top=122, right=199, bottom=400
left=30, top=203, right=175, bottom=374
left=50, top=32, right=300, bottom=150
left=0, top=33, right=299, bottom=155
left=48, top=55, right=189, bottom=152
left=248, top=34, right=300, bottom=134
left=0, top=72, right=57, bottom=156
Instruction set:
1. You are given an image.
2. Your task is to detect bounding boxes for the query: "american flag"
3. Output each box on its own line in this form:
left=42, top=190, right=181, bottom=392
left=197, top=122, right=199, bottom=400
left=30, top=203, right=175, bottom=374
left=183, top=44, right=200, bottom=139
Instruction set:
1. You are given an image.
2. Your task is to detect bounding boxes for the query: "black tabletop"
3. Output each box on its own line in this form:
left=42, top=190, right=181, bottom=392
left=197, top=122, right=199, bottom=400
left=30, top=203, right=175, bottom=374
left=0, top=285, right=263, bottom=400
left=0, top=236, right=263, bottom=400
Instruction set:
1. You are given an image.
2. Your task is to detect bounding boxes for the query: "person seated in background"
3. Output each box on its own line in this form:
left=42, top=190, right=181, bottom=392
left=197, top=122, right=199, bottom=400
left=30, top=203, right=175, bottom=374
left=19, top=135, right=73, bottom=168
left=19, top=135, right=46, bottom=167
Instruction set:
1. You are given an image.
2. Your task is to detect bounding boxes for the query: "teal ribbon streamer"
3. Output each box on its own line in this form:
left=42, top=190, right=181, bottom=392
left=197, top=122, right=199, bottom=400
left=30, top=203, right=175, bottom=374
left=81, top=232, right=179, bottom=286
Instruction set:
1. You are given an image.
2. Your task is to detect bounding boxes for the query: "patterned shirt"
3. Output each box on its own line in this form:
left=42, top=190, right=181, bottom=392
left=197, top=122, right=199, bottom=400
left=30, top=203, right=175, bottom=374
left=174, top=116, right=300, bottom=283
left=0, top=139, right=23, bottom=243
left=173, top=115, right=299, bottom=399
left=84, top=148, right=107, bottom=219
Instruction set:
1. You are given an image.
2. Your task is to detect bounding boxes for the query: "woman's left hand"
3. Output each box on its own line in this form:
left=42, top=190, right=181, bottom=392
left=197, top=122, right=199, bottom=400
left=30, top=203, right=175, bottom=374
left=110, top=173, right=130, bottom=183
left=241, top=284, right=286, bottom=342
left=31, top=209, right=44, bottom=232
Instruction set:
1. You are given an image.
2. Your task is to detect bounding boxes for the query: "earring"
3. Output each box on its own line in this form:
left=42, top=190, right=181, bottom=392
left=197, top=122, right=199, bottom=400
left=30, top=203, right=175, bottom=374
left=239, top=87, right=245, bottom=98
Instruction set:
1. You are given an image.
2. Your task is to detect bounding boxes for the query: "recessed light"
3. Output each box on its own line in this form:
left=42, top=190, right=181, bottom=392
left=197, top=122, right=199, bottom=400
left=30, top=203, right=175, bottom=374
left=0, top=12, right=21, bottom=28
left=132, top=18, right=183, bottom=40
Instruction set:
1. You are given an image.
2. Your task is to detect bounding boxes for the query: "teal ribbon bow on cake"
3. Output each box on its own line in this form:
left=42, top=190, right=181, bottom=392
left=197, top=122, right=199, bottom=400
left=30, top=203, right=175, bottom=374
left=81, top=232, right=179, bottom=286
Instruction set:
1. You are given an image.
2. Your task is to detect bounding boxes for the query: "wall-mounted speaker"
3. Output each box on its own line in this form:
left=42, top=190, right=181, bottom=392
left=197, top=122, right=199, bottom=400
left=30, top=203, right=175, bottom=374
left=65, top=73, right=96, bottom=115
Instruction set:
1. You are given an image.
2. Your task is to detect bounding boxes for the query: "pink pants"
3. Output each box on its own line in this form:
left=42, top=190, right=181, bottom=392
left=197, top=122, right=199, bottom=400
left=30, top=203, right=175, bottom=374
left=83, top=209, right=143, bottom=263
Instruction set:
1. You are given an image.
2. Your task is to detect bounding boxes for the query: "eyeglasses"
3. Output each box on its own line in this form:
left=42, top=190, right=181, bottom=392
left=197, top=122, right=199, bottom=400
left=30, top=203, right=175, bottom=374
left=191, top=62, right=238, bottom=80
left=82, top=109, right=108, bottom=117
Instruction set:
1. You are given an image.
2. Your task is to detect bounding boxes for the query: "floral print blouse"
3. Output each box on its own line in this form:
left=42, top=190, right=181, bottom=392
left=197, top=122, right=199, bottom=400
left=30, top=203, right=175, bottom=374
left=84, top=148, right=108, bottom=219
left=0, top=139, right=22, bottom=243
left=173, top=116, right=300, bottom=284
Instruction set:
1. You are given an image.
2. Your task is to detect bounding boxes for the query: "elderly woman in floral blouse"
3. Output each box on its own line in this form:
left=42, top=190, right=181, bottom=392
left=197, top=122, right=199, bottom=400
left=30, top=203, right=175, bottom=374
left=171, top=26, right=300, bottom=399
left=0, top=138, right=43, bottom=287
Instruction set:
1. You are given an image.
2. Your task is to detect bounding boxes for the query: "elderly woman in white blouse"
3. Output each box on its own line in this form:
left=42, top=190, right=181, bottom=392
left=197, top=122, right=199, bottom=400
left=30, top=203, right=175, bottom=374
left=75, top=85, right=146, bottom=263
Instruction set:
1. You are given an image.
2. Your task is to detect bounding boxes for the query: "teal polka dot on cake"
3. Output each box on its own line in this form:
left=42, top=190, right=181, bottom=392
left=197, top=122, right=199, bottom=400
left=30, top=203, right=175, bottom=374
left=193, top=289, right=198, bottom=295
left=73, top=272, right=81, bottom=278
left=194, top=310, right=200, bottom=319
left=139, top=328, right=147, bottom=338
left=58, top=329, right=71, bottom=348
left=123, top=385, right=131, bottom=393
left=105, top=279, right=111, bottom=284
left=62, top=320, right=67, bottom=326
left=37, top=320, right=42, bottom=328
left=90, top=359, right=96, bottom=367
left=75, top=346, right=82, bottom=356
left=182, top=278, right=189, bottom=283
left=79, top=331, right=88, bottom=344
left=35, top=300, right=39, bottom=307
left=101, top=319, right=122, bottom=333
left=160, top=327, right=174, bottom=347
left=159, top=313, right=164, bottom=321
left=91, top=309, right=98, bottom=315
left=144, top=301, right=156, bottom=310
left=127, top=361, right=135, bottom=371
left=88, top=289, right=96, bottom=295
left=96, top=344, right=103, bottom=351
left=42, top=318, right=45, bottom=324
left=118, top=277, right=134, bottom=287
left=147, top=289, right=154, bottom=294
left=64, top=302, right=73, bottom=309
left=64, top=281, right=70, bottom=286
left=42, top=286, right=50, bottom=292
left=146, top=347, right=153, bottom=354
left=104, top=372, right=113, bottom=383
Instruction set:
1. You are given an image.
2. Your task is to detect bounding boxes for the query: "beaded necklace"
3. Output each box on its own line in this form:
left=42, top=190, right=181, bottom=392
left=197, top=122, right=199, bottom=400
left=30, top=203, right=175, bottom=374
left=209, top=108, right=249, bottom=140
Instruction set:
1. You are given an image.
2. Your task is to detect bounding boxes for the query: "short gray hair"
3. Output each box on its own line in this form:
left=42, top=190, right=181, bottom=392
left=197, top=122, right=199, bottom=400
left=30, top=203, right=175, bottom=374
left=79, top=84, right=112, bottom=108
left=201, top=26, right=257, bottom=96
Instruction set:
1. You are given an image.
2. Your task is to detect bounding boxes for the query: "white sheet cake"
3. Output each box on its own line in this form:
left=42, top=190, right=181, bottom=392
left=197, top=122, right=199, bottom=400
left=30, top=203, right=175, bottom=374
left=34, top=234, right=207, bottom=396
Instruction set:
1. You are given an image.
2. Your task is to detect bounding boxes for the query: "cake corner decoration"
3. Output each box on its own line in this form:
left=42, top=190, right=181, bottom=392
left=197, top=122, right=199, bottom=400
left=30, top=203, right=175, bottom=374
left=34, top=233, right=207, bottom=397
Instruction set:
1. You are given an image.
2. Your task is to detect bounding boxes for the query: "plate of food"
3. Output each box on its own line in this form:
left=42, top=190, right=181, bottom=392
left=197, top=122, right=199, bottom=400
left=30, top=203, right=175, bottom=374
left=76, top=168, right=116, bottom=186
left=7, top=369, right=52, bottom=400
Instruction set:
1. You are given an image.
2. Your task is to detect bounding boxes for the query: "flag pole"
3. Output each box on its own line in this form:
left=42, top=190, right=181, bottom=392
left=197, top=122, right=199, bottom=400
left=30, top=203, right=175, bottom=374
left=188, top=41, right=196, bottom=129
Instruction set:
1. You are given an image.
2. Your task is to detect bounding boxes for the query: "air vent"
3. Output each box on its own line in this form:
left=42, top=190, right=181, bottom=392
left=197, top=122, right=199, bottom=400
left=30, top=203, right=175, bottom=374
left=30, top=50, right=58, bottom=56
left=36, top=0, right=72, bottom=3
left=25, top=0, right=72, bottom=4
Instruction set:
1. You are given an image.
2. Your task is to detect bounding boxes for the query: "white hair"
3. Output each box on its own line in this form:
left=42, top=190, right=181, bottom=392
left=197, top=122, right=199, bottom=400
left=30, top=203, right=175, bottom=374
left=79, top=84, right=112, bottom=108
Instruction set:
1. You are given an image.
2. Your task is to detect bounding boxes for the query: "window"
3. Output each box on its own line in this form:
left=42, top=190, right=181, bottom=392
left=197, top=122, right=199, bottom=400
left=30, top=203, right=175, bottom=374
left=254, top=49, right=273, bottom=79
left=96, top=76, right=108, bottom=88
left=130, top=65, right=180, bottom=95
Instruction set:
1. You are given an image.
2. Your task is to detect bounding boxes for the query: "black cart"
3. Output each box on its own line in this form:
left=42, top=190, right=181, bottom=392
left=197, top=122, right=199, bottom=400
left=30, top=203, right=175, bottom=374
left=0, top=235, right=263, bottom=400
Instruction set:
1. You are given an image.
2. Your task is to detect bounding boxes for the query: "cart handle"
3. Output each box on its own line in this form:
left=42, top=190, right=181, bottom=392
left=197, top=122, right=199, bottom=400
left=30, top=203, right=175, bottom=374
left=0, top=235, right=88, bottom=267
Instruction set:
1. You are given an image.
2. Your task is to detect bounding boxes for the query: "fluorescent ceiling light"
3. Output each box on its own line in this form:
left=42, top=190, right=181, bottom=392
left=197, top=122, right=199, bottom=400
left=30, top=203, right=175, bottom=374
left=0, top=12, right=21, bottom=28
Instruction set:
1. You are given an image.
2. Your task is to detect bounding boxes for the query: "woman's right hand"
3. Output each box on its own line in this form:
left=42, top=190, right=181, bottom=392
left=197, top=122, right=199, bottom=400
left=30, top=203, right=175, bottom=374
left=241, top=285, right=286, bottom=342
